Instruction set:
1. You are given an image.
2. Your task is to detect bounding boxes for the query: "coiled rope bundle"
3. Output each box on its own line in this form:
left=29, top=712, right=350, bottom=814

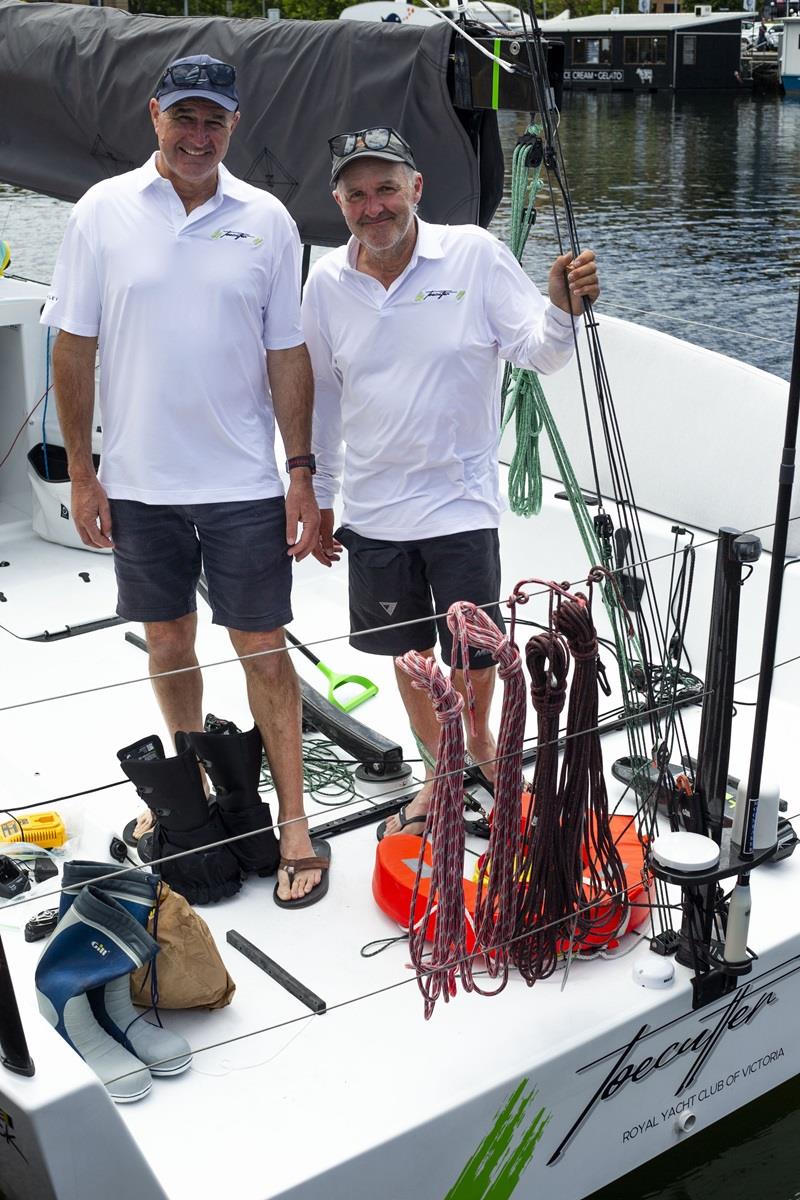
left=448, top=602, right=526, bottom=992
left=395, top=651, right=473, bottom=1018
left=513, top=628, right=570, bottom=983
left=554, top=594, right=629, bottom=950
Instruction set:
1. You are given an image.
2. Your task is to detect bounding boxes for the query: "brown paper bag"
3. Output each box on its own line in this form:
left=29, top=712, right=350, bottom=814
left=131, top=882, right=235, bottom=1010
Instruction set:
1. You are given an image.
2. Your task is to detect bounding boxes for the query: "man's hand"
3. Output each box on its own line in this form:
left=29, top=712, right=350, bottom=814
left=312, top=508, right=343, bottom=568
left=285, top=473, right=320, bottom=562
left=548, top=249, right=600, bottom=315
left=71, top=475, right=113, bottom=549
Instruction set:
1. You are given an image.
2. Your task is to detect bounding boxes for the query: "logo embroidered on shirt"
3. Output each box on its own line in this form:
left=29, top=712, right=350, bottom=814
left=211, top=229, right=264, bottom=247
left=413, top=289, right=466, bottom=303
left=379, top=602, right=398, bottom=616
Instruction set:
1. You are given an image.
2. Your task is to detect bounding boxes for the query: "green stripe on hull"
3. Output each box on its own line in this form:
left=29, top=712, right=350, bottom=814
left=444, top=1080, right=551, bottom=1199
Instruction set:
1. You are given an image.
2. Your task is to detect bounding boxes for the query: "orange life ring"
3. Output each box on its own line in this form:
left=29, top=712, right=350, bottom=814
left=372, top=804, right=651, bottom=956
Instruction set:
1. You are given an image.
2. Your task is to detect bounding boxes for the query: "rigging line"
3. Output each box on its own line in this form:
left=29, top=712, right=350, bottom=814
left=0, top=384, right=50, bottom=470
left=4, top=697, right=710, bottom=918
left=415, top=0, right=516, bottom=70
left=735, top=652, right=800, bottom=686
left=599, top=299, right=794, bottom=346
left=103, top=867, right=654, bottom=1087
left=0, top=521, right=787, bottom=714
left=0, top=680, right=710, bottom=910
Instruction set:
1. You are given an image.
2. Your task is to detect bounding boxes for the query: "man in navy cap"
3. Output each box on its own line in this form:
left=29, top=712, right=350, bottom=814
left=304, top=127, right=599, bottom=837
left=42, top=55, right=330, bottom=907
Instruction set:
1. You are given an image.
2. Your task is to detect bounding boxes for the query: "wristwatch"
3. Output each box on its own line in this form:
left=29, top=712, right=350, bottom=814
left=285, top=454, right=317, bottom=475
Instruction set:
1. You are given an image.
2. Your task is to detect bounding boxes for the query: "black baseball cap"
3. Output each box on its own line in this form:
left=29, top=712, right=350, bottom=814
left=155, top=55, right=239, bottom=113
left=329, top=127, right=417, bottom=188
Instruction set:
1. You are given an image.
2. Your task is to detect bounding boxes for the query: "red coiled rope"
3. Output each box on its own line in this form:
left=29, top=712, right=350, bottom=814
left=513, top=626, right=571, bottom=983
left=448, top=601, right=526, bottom=992
left=395, top=651, right=474, bottom=1018
left=554, top=593, right=629, bottom=949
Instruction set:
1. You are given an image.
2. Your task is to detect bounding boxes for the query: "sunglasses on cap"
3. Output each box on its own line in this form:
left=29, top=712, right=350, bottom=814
left=328, top=127, right=413, bottom=159
left=159, top=61, right=236, bottom=90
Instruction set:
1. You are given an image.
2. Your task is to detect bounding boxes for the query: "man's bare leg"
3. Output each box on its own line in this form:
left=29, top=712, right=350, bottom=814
left=145, top=613, right=204, bottom=738
left=133, top=613, right=205, bottom=836
left=382, top=653, right=497, bottom=837
left=453, top=664, right=497, bottom=784
left=228, top=627, right=320, bottom=902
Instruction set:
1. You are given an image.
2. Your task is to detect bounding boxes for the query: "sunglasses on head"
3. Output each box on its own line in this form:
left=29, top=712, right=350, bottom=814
left=328, top=127, right=412, bottom=159
left=160, top=61, right=236, bottom=90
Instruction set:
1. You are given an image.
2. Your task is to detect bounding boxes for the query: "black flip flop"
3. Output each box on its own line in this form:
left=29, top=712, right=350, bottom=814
left=376, top=804, right=427, bottom=842
left=273, top=839, right=331, bottom=910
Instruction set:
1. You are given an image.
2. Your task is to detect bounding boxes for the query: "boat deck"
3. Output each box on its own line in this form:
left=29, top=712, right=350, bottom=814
left=2, top=473, right=800, bottom=1200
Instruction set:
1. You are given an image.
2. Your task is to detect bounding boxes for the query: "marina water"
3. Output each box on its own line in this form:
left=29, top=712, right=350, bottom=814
left=1, top=88, right=799, bottom=1200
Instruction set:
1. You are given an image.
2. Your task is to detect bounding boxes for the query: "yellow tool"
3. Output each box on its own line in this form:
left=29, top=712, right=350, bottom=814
left=0, top=812, right=66, bottom=848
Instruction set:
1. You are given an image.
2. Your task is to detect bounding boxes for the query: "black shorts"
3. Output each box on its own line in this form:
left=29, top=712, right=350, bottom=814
left=336, top=526, right=505, bottom=669
left=110, top=497, right=293, bottom=632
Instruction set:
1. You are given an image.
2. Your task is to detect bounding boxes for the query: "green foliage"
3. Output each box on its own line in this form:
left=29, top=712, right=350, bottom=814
left=133, top=0, right=351, bottom=17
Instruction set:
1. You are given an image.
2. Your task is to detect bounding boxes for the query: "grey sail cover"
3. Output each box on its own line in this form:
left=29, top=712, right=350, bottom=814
left=0, top=0, right=500, bottom=244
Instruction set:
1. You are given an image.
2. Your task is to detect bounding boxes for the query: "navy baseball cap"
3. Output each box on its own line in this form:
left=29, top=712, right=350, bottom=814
left=155, top=55, right=239, bottom=113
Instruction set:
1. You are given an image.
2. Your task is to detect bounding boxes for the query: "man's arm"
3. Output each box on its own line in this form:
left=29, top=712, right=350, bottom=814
left=52, top=330, right=112, bottom=549
left=267, top=343, right=320, bottom=562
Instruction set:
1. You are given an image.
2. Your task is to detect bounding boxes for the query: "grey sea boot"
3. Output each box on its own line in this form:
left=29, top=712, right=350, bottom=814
left=60, top=861, right=192, bottom=1077
left=35, top=885, right=157, bottom=1103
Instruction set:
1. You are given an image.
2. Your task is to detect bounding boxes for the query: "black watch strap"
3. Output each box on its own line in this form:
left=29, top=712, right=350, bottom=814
left=285, top=454, right=317, bottom=475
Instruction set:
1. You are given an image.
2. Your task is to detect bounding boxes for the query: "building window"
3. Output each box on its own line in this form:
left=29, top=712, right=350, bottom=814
left=623, top=35, right=667, bottom=64
left=573, top=36, right=613, bottom=64
left=682, top=35, right=697, bottom=64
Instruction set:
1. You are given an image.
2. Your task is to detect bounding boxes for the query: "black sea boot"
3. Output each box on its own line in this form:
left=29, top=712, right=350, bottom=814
left=117, top=733, right=243, bottom=905
left=186, top=715, right=280, bottom=877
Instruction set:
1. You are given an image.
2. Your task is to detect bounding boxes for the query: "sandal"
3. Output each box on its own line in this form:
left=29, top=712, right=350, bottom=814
left=273, top=839, right=331, bottom=909
left=376, top=803, right=428, bottom=842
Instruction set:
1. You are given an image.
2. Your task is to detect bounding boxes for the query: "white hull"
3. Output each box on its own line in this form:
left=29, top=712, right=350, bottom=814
left=0, top=274, right=798, bottom=1200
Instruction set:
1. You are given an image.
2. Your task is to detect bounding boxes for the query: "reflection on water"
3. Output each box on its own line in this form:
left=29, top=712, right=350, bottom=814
left=491, top=91, right=800, bottom=379
left=1, top=85, right=799, bottom=1200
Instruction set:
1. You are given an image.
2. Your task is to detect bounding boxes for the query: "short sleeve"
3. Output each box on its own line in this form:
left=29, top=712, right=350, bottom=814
left=262, top=213, right=304, bottom=351
left=40, top=202, right=102, bottom=336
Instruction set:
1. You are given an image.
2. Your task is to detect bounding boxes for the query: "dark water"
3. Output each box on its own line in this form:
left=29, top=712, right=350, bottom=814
left=1, top=89, right=800, bottom=1200
left=491, top=91, right=800, bottom=380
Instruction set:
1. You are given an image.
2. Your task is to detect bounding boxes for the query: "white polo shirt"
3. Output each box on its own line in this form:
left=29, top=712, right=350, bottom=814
left=41, top=154, right=304, bottom=505
left=302, top=219, right=575, bottom=542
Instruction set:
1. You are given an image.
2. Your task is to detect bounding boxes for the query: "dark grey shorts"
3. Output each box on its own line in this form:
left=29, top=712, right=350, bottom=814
left=336, top=526, right=505, bottom=669
left=110, top=497, right=293, bottom=632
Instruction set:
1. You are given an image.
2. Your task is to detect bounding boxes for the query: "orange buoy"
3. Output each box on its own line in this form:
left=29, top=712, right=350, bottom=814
left=372, top=808, right=651, bottom=956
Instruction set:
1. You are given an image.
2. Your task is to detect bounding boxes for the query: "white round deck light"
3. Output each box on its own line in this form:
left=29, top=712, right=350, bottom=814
left=651, top=831, right=720, bottom=873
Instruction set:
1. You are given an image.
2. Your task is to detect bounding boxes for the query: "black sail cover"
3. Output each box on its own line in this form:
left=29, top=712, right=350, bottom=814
left=0, top=0, right=502, bottom=244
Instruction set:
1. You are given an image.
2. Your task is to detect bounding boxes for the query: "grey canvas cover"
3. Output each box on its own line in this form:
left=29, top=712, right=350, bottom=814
left=0, top=0, right=501, bottom=245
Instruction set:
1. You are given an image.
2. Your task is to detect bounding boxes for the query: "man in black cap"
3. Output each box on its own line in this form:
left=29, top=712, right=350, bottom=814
left=42, top=55, right=330, bottom=906
left=303, top=127, right=599, bottom=837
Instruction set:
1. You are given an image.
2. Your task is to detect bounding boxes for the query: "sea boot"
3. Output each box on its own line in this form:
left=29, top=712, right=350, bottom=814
left=117, top=733, right=243, bottom=906
left=186, top=715, right=280, bottom=876
left=35, top=885, right=157, bottom=1103
left=60, top=861, right=192, bottom=1077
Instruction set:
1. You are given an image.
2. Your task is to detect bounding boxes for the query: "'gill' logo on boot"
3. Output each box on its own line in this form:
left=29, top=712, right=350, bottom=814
left=380, top=602, right=397, bottom=616
left=91, top=941, right=109, bottom=957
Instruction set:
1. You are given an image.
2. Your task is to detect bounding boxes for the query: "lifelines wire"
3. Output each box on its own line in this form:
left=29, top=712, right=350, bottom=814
left=2, top=515, right=789, bottom=711
left=600, top=298, right=794, bottom=348
left=0, top=677, right=717, bottom=917
left=101, top=862, right=657, bottom=1088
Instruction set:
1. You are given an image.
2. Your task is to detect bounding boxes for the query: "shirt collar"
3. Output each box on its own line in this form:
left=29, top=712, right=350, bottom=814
left=341, top=217, right=445, bottom=279
left=136, top=152, right=244, bottom=203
